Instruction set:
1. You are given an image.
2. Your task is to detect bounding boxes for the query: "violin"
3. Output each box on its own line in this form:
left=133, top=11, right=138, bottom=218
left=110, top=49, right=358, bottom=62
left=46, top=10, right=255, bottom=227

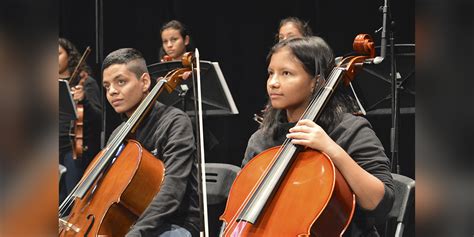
left=220, top=34, right=377, bottom=236
left=59, top=53, right=194, bottom=237
left=161, top=54, right=173, bottom=62
left=68, top=46, right=91, bottom=160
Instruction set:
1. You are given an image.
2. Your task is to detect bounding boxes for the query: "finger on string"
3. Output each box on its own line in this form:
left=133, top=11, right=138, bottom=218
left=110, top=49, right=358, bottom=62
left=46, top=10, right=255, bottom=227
left=286, top=132, right=310, bottom=140
left=290, top=138, right=309, bottom=147
left=298, top=119, right=316, bottom=126
left=289, top=125, right=312, bottom=133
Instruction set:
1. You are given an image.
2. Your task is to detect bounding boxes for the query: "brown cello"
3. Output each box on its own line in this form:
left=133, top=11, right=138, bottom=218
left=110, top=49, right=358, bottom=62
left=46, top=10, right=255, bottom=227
left=59, top=53, right=194, bottom=237
left=68, top=46, right=91, bottom=160
left=220, top=34, right=377, bottom=236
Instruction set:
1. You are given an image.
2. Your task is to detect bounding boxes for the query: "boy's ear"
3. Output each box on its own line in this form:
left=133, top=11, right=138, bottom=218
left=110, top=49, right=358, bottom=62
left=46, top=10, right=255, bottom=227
left=141, top=73, right=151, bottom=92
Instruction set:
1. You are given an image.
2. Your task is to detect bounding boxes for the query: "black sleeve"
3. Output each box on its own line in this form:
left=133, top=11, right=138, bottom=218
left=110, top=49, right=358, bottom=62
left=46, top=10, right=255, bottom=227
left=126, top=113, right=196, bottom=236
left=80, top=77, right=102, bottom=123
left=337, top=116, right=395, bottom=225
left=241, top=130, right=266, bottom=168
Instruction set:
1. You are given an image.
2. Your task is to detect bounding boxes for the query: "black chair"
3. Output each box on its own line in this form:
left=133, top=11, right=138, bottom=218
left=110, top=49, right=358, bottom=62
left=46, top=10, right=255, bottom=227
left=386, top=173, right=415, bottom=237
left=205, top=163, right=241, bottom=205
left=205, top=163, right=241, bottom=237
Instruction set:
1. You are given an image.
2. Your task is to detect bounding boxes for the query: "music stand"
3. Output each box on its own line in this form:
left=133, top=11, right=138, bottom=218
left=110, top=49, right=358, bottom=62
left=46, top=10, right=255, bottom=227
left=59, top=79, right=77, bottom=120
left=350, top=44, right=415, bottom=176
left=147, top=60, right=239, bottom=116
left=351, top=44, right=415, bottom=114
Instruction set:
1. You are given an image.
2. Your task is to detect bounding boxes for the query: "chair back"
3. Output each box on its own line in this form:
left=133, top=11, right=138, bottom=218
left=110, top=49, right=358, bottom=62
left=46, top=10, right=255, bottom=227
left=387, top=173, right=415, bottom=237
left=205, top=163, right=241, bottom=205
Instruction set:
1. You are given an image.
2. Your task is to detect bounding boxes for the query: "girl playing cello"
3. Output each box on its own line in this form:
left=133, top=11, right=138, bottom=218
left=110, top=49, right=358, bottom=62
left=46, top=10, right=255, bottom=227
left=239, top=36, right=394, bottom=236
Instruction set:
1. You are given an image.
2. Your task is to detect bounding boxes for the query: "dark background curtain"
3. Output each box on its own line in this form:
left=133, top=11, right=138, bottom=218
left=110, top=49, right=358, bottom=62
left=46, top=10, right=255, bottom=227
left=59, top=0, right=414, bottom=178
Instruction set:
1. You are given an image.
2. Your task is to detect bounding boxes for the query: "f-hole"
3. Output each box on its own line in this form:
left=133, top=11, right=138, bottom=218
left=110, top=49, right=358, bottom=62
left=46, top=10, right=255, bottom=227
left=84, top=214, right=95, bottom=237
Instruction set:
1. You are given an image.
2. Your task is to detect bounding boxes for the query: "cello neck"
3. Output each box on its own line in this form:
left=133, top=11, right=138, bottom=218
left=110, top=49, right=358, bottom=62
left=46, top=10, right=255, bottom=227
left=299, top=67, right=347, bottom=122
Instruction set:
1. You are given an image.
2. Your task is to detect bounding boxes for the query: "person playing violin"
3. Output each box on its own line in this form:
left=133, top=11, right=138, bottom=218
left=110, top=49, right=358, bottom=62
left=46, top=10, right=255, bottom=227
left=58, top=37, right=102, bottom=205
left=242, top=36, right=394, bottom=236
left=159, top=20, right=195, bottom=62
left=102, top=48, right=200, bottom=237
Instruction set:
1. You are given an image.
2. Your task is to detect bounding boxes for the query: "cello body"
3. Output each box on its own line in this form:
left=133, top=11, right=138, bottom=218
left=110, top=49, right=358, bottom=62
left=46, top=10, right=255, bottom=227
left=220, top=146, right=355, bottom=237
left=60, top=140, right=165, bottom=237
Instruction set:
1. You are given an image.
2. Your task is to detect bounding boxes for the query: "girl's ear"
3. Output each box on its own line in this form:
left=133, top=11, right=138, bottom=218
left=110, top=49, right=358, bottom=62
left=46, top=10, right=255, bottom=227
left=184, top=35, right=190, bottom=46
left=311, top=75, right=319, bottom=93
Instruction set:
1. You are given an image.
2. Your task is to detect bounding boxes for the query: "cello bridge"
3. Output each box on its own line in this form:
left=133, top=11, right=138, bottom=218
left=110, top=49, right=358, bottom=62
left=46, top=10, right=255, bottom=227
left=59, top=218, right=80, bottom=233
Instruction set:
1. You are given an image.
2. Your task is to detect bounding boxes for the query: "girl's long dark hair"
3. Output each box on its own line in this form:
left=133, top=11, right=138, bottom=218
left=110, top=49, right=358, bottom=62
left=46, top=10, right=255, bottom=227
left=261, top=36, right=359, bottom=136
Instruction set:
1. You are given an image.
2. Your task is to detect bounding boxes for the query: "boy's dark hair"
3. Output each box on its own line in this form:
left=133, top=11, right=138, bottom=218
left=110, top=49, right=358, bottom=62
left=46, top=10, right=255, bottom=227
left=102, top=48, right=148, bottom=79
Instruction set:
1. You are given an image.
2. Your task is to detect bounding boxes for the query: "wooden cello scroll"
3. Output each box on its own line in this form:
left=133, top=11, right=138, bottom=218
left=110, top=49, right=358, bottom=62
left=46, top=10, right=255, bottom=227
left=59, top=53, right=193, bottom=237
left=220, top=34, right=376, bottom=237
